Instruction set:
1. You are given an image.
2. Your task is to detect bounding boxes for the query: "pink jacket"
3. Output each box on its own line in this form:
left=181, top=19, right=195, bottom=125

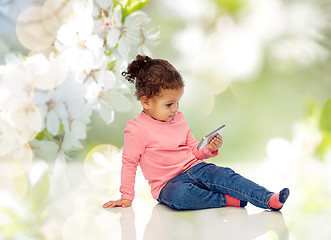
left=120, top=111, right=218, bottom=201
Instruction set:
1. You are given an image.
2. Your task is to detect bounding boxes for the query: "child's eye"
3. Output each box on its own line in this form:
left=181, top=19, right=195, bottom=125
left=166, top=103, right=172, bottom=107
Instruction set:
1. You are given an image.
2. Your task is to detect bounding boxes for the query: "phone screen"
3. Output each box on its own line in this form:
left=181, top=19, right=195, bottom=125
left=197, top=125, right=225, bottom=150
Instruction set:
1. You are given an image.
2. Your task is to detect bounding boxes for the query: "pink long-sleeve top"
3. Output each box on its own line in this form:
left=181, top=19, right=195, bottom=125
left=120, top=111, right=218, bottom=201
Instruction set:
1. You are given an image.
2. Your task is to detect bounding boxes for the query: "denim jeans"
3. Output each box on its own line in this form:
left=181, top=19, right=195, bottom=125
left=157, top=162, right=274, bottom=210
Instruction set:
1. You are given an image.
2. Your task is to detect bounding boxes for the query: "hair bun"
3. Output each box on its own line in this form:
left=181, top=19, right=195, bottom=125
left=122, top=55, right=152, bottom=83
left=137, top=54, right=151, bottom=64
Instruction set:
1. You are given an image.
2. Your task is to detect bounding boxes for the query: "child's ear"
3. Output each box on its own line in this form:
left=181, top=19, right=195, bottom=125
left=140, top=96, right=150, bottom=109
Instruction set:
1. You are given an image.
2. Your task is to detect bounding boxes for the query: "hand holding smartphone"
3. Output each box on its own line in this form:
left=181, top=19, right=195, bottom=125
left=197, top=125, right=226, bottom=150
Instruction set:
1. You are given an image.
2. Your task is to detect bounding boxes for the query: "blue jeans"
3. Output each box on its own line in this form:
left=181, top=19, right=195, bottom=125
left=157, top=162, right=274, bottom=210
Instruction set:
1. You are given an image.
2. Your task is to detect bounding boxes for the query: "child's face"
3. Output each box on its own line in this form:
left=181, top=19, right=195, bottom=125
left=141, top=87, right=184, bottom=122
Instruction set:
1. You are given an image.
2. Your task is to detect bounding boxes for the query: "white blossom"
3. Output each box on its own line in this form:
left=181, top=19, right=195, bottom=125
left=33, top=76, right=92, bottom=152
left=55, top=14, right=105, bottom=73
left=94, top=0, right=113, bottom=11
left=138, top=26, right=160, bottom=57
left=30, top=139, right=60, bottom=162
left=0, top=54, right=34, bottom=101
left=0, top=0, right=158, bottom=163
left=0, top=112, right=25, bottom=156
left=92, top=0, right=113, bottom=35
left=24, top=53, right=68, bottom=90
left=106, top=5, right=149, bottom=59
left=85, top=67, right=132, bottom=125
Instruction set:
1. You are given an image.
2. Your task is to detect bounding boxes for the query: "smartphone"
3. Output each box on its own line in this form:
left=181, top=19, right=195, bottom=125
left=197, top=125, right=226, bottom=150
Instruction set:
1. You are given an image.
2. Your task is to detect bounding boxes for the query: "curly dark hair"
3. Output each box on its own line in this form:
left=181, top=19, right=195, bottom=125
left=122, top=55, right=184, bottom=99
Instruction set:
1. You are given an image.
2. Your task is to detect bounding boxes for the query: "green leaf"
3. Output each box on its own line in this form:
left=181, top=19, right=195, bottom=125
left=318, top=99, right=331, bottom=155
left=35, top=127, right=61, bottom=141
left=214, top=0, right=247, bottom=14
left=318, top=132, right=331, bottom=156
left=59, top=122, right=64, bottom=133
left=320, top=99, right=331, bottom=132
left=121, top=0, right=149, bottom=20
left=0, top=209, right=28, bottom=237
left=35, top=129, right=51, bottom=140
left=28, top=172, right=50, bottom=213
left=301, top=181, right=329, bottom=214
left=306, top=98, right=321, bottom=119
left=105, top=49, right=113, bottom=56
left=107, top=60, right=116, bottom=71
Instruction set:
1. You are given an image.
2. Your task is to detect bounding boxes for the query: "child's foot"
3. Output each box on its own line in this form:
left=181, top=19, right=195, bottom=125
left=269, top=188, right=290, bottom=211
left=225, top=194, right=247, bottom=207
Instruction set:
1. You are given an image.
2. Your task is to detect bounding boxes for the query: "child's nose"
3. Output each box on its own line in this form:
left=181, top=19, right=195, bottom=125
left=172, top=104, right=179, bottom=113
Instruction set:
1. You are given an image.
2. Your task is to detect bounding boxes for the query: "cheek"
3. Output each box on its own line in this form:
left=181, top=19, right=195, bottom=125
left=160, top=107, right=169, bottom=114
left=157, top=104, right=168, bottom=113
left=159, top=107, right=170, bottom=116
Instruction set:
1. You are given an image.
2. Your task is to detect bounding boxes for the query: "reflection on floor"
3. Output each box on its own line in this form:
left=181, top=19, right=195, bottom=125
left=105, top=202, right=289, bottom=240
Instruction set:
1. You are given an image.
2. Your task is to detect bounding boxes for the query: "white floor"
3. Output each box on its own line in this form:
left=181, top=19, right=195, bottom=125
left=103, top=201, right=289, bottom=240
left=61, top=162, right=292, bottom=240
left=2, top=159, right=330, bottom=240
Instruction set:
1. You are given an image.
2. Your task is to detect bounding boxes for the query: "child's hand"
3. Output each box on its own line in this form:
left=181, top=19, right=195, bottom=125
left=207, top=134, right=223, bottom=153
left=103, top=199, right=132, bottom=208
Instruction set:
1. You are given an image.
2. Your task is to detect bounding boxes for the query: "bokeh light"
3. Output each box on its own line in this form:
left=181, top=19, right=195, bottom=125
left=43, top=0, right=77, bottom=28
left=84, top=144, right=121, bottom=191
left=16, top=6, right=57, bottom=53
left=9, top=100, right=43, bottom=141
left=0, top=143, right=33, bottom=177
left=0, top=173, right=28, bottom=201
left=62, top=211, right=108, bottom=240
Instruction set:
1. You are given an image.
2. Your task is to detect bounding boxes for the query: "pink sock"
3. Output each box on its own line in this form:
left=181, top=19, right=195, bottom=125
left=225, top=194, right=247, bottom=207
left=269, top=188, right=290, bottom=210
